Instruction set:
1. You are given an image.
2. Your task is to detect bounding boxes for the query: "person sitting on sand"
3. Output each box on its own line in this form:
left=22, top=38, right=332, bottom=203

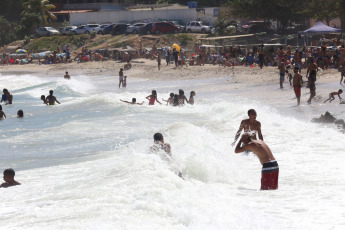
left=120, top=98, right=144, bottom=105
left=17, top=110, right=24, bottom=118
left=124, top=60, right=132, bottom=70
left=189, top=91, right=196, bottom=105
left=146, top=90, right=162, bottom=105
left=232, top=109, right=263, bottom=146
left=1, top=88, right=13, bottom=104
left=150, top=133, right=183, bottom=178
left=324, top=89, right=343, bottom=103
left=0, top=168, right=20, bottom=188
left=64, top=71, right=70, bottom=79
left=235, top=133, right=278, bottom=190
left=45, top=90, right=61, bottom=105
left=0, top=105, right=6, bottom=119
left=162, top=93, right=174, bottom=106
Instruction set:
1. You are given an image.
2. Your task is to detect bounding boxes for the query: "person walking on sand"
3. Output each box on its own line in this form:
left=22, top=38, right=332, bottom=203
left=64, top=71, right=70, bottom=79
left=235, top=133, right=279, bottom=190
left=306, top=58, right=318, bottom=104
left=45, top=90, right=61, bottom=105
left=278, top=59, right=286, bottom=89
left=232, top=109, right=263, bottom=146
left=172, top=48, right=179, bottom=69
left=324, top=89, right=343, bottom=103
left=258, top=44, right=264, bottom=69
left=292, top=66, right=303, bottom=106
left=146, top=90, right=162, bottom=105
left=119, top=68, right=124, bottom=88
left=156, top=53, right=161, bottom=70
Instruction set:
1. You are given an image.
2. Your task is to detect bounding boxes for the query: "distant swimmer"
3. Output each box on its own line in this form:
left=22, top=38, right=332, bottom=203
left=64, top=71, right=71, bottom=79
left=162, top=93, right=174, bottom=105
left=150, top=133, right=183, bottom=178
left=45, top=90, right=61, bottom=105
left=0, top=168, right=21, bottom=188
left=120, top=98, right=144, bottom=105
left=235, top=133, right=278, bottom=190
left=188, top=91, right=196, bottom=105
left=17, top=110, right=24, bottom=118
left=324, top=89, right=343, bottom=103
left=1, top=88, right=13, bottom=104
left=0, top=105, right=6, bottom=119
left=232, top=109, right=263, bottom=146
left=146, top=90, right=162, bottom=105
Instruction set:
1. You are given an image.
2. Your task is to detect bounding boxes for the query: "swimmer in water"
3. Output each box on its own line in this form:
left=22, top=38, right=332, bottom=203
left=45, top=90, right=61, bottom=105
left=1, top=88, right=13, bottom=104
left=146, top=90, right=162, bottom=105
left=324, top=89, right=343, bottom=103
left=17, top=110, right=24, bottom=118
left=0, top=105, right=6, bottom=119
left=235, top=133, right=278, bottom=190
left=64, top=71, right=70, bottom=79
left=162, top=93, right=174, bottom=105
left=232, top=109, right=263, bottom=146
left=150, top=133, right=183, bottom=178
left=120, top=98, right=144, bottom=105
left=188, top=91, right=195, bottom=105
left=0, top=168, right=21, bottom=188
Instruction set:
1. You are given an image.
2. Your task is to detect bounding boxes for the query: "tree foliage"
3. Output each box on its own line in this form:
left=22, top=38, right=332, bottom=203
left=22, top=0, right=57, bottom=26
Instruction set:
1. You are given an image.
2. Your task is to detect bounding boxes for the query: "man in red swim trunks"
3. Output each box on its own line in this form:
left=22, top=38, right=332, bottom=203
left=235, top=133, right=279, bottom=190
left=293, top=66, right=303, bottom=105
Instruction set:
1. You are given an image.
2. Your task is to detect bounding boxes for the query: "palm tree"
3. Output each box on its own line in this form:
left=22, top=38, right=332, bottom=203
left=22, top=0, right=56, bottom=26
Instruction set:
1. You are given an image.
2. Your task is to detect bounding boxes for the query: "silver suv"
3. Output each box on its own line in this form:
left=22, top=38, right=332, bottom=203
left=71, top=24, right=100, bottom=35
left=36, top=27, right=60, bottom=37
left=186, top=21, right=211, bottom=33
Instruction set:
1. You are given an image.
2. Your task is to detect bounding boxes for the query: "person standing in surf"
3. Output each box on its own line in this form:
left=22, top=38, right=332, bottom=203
left=293, top=66, right=303, bottom=106
left=119, top=68, right=124, bottom=88
left=278, top=59, right=286, bottom=89
left=232, top=109, right=263, bottom=146
left=235, top=133, right=279, bottom=190
left=146, top=90, right=162, bottom=105
left=306, top=58, right=318, bottom=104
left=45, top=90, right=61, bottom=105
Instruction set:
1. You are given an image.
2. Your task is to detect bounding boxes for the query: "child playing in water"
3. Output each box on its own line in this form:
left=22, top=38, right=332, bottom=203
left=324, top=89, right=343, bottom=103
left=286, top=70, right=293, bottom=86
left=123, top=76, right=127, bottom=88
left=189, top=91, right=196, bottom=105
left=41, top=95, right=47, bottom=105
left=0, top=168, right=20, bottom=188
left=120, top=98, right=144, bottom=105
left=162, top=93, right=174, bottom=105
left=17, top=110, right=24, bottom=118
left=0, top=105, right=6, bottom=119
left=146, top=90, right=162, bottom=105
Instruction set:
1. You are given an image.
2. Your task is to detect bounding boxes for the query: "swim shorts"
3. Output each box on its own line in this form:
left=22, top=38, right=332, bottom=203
left=261, top=160, right=279, bottom=190
left=293, top=85, right=301, bottom=97
left=280, top=72, right=285, bottom=82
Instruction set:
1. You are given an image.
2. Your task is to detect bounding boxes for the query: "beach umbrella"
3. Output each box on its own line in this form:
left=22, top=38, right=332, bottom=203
left=16, top=49, right=27, bottom=54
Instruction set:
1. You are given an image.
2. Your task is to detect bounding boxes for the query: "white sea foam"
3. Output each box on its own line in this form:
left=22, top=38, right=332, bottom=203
left=0, top=74, right=344, bottom=229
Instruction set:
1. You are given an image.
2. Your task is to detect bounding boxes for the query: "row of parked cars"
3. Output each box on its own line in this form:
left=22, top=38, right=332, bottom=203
left=36, top=21, right=212, bottom=37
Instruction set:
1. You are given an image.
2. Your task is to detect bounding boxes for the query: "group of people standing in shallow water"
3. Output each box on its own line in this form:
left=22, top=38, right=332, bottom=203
left=121, top=89, right=196, bottom=106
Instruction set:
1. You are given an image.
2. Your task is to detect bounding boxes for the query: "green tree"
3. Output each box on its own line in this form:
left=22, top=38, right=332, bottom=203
left=0, top=16, right=17, bottom=47
left=306, top=0, right=340, bottom=25
left=21, top=0, right=57, bottom=26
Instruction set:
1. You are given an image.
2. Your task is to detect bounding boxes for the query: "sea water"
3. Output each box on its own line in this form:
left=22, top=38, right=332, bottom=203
left=0, top=72, right=344, bottom=230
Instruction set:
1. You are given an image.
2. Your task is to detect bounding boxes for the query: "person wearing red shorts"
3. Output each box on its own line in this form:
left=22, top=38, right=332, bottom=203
left=293, top=66, right=303, bottom=105
left=234, top=133, right=279, bottom=190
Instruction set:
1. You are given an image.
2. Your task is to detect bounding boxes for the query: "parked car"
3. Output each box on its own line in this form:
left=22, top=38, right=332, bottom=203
left=103, top=24, right=116, bottom=34
left=126, top=23, right=146, bottom=34
left=247, top=24, right=275, bottom=34
left=36, top=27, right=60, bottom=37
left=186, top=21, right=211, bottom=33
left=169, top=21, right=186, bottom=32
left=96, top=24, right=110, bottom=34
left=71, top=24, right=100, bottom=35
left=61, top=26, right=77, bottom=35
left=151, top=22, right=180, bottom=34
left=112, top=24, right=129, bottom=35
left=139, top=23, right=153, bottom=34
